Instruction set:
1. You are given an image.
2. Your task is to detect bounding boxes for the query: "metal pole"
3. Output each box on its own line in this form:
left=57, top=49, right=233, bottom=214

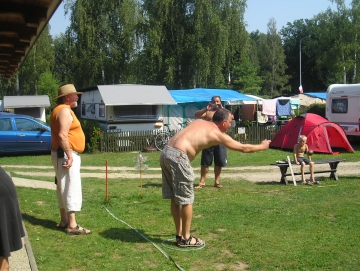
left=299, top=39, right=302, bottom=88
left=299, top=35, right=310, bottom=91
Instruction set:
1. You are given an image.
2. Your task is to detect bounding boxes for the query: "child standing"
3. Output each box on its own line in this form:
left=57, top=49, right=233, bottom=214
left=293, top=135, right=318, bottom=184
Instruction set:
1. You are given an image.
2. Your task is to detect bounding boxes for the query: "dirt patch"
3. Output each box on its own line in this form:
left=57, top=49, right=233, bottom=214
left=2, top=162, right=360, bottom=187
left=12, top=162, right=359, bottom=183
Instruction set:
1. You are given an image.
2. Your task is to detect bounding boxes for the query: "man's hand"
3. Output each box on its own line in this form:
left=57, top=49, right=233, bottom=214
left=206, top=103, right=212, bottom=111
left=261, top=139, right=271, bottom=150
left=62, top=156, right=73, bottom=168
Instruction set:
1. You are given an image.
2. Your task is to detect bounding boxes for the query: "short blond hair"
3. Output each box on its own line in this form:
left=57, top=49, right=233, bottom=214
left=299, top=135, right=307, bottom=141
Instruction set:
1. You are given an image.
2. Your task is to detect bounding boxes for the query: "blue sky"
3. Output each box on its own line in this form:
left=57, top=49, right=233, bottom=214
left=49, top=0, right=352, bottom=37
left=244, top=0, right=352, bottom=33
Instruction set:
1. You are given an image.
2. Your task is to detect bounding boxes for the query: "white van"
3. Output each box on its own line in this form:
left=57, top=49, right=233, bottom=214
left=326, top=84, right=360, bottom=137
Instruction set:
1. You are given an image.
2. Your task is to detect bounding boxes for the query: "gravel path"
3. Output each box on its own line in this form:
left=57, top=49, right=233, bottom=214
left=6, top=161, right=360, bottom=184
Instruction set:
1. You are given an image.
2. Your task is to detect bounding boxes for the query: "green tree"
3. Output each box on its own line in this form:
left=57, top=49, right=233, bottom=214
left=258, top=18, right=289, bottom=97
left=232, top=56, right=263, bottom=94
left=66, top=0, right=139, bottom=88
left=280, top=0, right=360, bottom=91
left=138, top=0, right=247, bottom=89
left=17, top=25, right=55, bottom=95
left=349, top=0, right=360, bottom=82
left=313, top=3, right=353, bottom=85
left=280, top=18, right=325, bottom=92
left=0, top=75, right=17, bottom=98
left=53, top=33, right=77, bottom=84
left=248, top=31, right=261, bottom=75
left=37, top=71, right=60, bottom=114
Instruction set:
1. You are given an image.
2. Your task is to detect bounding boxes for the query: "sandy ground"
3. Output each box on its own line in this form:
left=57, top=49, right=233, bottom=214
left=5, top=161, right=359, bottom=184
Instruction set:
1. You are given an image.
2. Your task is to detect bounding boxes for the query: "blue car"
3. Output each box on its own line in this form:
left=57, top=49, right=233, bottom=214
left=0, top=113, right=52, bottom=154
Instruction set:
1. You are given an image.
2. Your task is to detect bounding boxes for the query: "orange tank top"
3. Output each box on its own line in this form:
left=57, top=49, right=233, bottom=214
left=50, top=104, right=85, bottom=153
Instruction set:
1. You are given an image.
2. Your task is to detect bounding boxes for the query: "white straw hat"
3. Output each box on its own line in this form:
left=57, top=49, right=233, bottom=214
left=55, top=84, right=83, bottom=99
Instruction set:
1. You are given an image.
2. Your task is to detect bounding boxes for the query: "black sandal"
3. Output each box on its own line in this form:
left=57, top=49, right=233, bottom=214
left=175, top=235, right=181, bottom=245
left=66, top=225, right=92, bottom=236
left=178, top=235, right=203, bottom=247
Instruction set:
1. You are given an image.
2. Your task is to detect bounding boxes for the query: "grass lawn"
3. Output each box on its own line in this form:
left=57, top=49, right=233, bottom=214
left=3, top=145, right=360, bottom=271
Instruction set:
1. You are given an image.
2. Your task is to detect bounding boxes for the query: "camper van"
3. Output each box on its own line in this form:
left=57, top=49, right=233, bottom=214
left=79, top=84, right=176, bottom=132
left=0, top=95, right=50, bottom=122
left=326, top=84, right=360, bottom=137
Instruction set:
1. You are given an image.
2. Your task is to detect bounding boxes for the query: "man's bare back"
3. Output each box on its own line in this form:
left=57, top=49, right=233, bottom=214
left=167, top=119, right=270, bottom=161
left=161, top=108, right=271, bottom=248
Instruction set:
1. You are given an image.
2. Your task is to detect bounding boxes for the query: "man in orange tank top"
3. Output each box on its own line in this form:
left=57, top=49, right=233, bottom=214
left=50, top=84, right=91, bottom=235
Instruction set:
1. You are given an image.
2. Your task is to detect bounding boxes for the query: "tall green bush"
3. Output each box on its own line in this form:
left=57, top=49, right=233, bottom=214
left=79, top=119, right=102, bottom=153
left=306, top=103, right=326, bottom=118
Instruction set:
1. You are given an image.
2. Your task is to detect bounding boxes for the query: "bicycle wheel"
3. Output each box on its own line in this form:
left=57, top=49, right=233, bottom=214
left=155, top=132, right=170, bottom=151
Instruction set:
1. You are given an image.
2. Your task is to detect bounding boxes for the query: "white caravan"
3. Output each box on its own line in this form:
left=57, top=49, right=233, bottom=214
left=326, top=84, right=360, bottom=137
left=79, top=84, right=176, bottom=132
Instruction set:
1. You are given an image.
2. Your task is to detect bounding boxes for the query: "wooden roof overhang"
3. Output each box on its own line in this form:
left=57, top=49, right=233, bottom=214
left=0, top=0, right=62, bottom=77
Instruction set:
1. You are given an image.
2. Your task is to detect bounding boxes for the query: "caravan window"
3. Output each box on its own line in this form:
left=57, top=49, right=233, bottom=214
left=331, top=98, right=348, bottom=113
left=113, top=105, right=157, bottom=120
left=87, top=104, right=95, bottom=114
left=99, top=104, right=105, bottom=117
left=81, top=104, right=86, bottom=116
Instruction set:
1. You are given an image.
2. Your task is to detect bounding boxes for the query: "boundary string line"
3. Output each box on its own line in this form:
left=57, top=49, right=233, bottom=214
left=105, top=207, right=185, bottom=271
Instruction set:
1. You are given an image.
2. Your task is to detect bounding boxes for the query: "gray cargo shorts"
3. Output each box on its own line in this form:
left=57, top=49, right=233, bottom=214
left=160, top=145, right=194, bottom=205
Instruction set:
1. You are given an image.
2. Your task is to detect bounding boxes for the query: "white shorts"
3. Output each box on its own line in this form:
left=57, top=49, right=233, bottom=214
left=51, top=150, right=82, bottom=212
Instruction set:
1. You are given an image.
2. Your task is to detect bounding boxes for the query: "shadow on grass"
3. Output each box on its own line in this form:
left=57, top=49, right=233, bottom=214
left=256, top=176, right=358, bottom=186
left=142, top=183, right=162, bottom=188
left=21, top=212, right=60, bottom=231
left=256, top=181, right=283, bottom=186
left=335, top=176, right=359, bottom=181
left=99, top=227, right=165, bottom=244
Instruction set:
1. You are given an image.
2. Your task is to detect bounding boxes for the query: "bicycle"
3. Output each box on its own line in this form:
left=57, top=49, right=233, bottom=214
left=154, top=122, right=185, bottom=151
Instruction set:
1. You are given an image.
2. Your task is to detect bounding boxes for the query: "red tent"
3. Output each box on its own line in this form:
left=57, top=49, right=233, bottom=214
left=270, top=113, right=355, bottom=154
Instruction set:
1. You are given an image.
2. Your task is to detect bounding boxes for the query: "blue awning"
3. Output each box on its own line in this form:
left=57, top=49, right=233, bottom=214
left=305, top=92, right=326, bottom=100
left=169, top=88, right=256, bottom=105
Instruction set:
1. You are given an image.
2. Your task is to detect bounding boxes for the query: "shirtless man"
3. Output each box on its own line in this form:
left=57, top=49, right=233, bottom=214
left=293, top=135, right=317, bottom=184
left=194, top=96, right=226, bottom=188
left=160, top=108, right=271, bottom=247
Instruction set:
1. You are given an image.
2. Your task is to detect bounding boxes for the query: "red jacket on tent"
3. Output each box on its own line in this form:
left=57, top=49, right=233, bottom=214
left=270, top=113, right=355, bottom=154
